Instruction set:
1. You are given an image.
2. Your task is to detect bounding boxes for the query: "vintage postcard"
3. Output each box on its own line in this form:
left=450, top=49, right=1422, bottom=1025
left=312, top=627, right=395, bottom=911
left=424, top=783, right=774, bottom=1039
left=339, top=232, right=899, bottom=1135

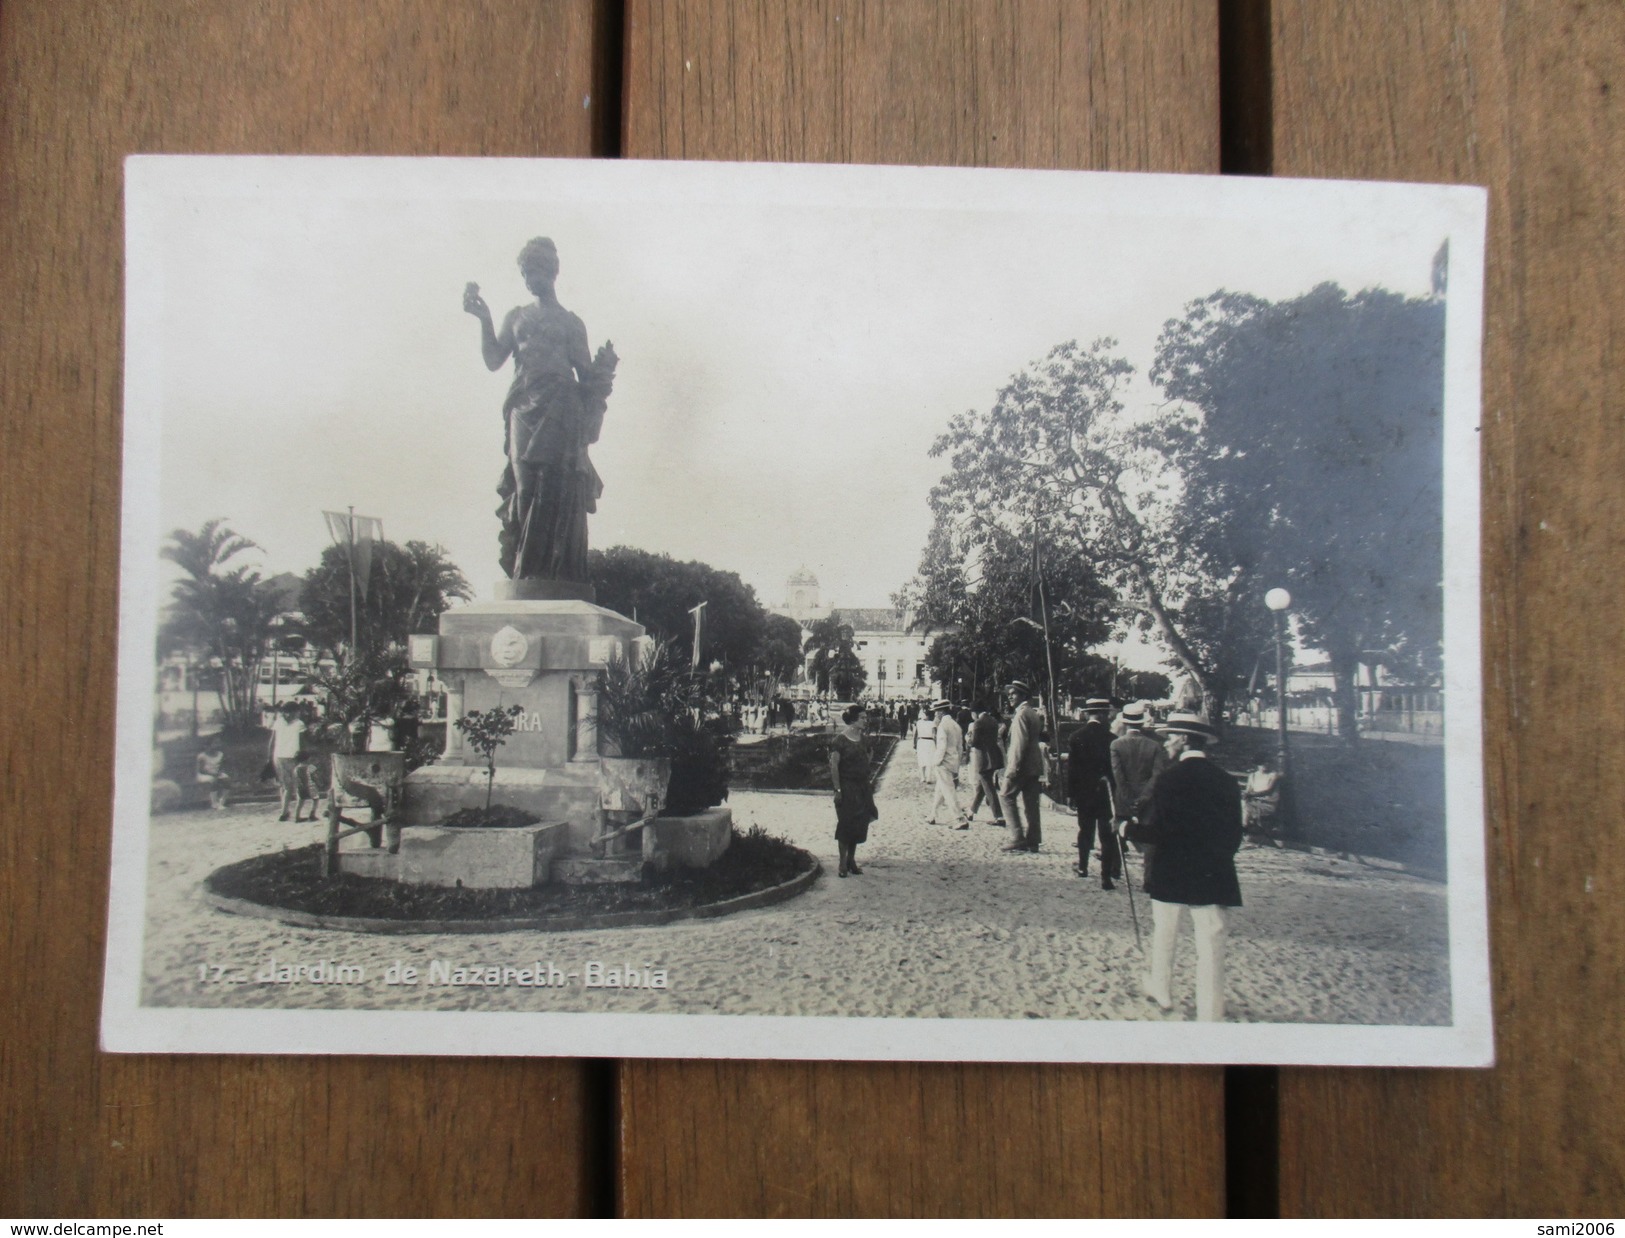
left=103, top=156, right=1490, bottom=1065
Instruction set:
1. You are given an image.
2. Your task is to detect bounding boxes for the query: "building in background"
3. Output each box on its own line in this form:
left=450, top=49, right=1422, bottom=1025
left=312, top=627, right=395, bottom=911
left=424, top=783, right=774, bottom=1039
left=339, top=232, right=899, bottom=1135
left=770, top=569, right=954, bottom=700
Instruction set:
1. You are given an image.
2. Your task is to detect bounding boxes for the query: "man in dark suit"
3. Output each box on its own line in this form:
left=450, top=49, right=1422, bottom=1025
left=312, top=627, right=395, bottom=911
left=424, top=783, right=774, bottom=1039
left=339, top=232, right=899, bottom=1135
left=999, top=680, right=1045, bottom=853
left=965, top=703, right=1006, bottom=828
left=1066, top=698, right=1118, bottom=887
left=1127, top=713, right=1243, bottom=1021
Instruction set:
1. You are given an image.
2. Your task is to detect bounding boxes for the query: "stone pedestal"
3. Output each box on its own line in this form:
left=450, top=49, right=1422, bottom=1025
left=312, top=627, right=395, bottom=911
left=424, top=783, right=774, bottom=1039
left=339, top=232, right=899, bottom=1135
left=402, top=593, right=665, bottom=887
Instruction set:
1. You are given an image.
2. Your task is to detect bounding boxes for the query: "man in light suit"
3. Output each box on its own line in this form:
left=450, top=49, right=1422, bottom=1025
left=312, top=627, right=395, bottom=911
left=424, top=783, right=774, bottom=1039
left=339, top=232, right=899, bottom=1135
left=1127, top=713, right=1243, bottom=1021
left=999, top=680, right=1046, bottom=853
left=928, top=699, right=968, bottom=828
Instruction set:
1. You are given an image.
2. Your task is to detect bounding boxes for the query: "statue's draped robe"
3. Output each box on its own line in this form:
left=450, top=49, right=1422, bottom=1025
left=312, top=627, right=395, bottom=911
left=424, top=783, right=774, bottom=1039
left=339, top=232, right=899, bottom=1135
left=496, top=302, right=614, bottom=581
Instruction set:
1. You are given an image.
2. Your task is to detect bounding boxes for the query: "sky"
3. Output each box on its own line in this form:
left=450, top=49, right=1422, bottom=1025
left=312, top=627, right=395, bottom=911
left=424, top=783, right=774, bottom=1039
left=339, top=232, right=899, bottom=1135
left=131, top=158, right=1474, bottom=667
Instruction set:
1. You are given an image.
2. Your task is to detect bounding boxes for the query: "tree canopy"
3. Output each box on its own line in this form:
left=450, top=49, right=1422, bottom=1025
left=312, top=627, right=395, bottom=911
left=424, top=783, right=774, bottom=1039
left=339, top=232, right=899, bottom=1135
left=299, top=539, right=471, bottom=657
left=909, top=518, right=1115, bottom=707
left=1152, top=283, right=1445, bottom=735
left=589, top=546, right=768, bottom=673
left=802, top=615, right=868, bottom=699
left=921, top=338, right=1236, bottom=711
left=912, top=277, right=1446, bottom=737
left=160, top=519, right=282, bottom=732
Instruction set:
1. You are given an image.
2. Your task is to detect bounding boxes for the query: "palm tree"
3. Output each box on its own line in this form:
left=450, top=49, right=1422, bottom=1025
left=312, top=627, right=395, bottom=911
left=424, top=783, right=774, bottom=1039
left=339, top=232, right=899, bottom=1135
left=802, top=615, right=843, bottom=698
left=161, top=519, right=280, bottom=732
left=396, top=540, right=473, bottom=638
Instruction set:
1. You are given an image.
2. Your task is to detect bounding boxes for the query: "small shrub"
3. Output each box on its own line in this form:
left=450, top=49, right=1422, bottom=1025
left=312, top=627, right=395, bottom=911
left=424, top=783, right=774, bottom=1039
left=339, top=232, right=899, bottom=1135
left=454, top=704, right=524, bottom=809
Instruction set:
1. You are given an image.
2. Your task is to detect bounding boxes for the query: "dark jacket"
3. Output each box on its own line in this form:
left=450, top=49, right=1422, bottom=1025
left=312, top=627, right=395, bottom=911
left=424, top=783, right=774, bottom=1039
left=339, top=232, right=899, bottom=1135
left=1128, top=754, right=1243, bottom=907
left=1066, top=719, right=1115, bottom=817
left=1110, top=731, right=1168, bottom=821
left=968, top=712, right=1004, bottom=767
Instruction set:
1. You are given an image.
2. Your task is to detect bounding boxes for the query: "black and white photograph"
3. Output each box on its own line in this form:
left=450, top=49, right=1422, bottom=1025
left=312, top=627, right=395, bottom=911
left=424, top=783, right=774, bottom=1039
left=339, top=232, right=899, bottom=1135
left=104, top=155, right=1489, bottom=1065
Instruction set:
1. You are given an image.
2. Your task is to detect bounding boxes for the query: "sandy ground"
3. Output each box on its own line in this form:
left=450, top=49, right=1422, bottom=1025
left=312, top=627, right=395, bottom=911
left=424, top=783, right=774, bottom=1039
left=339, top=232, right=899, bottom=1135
left=139, top=750, right=1451, bottom=1025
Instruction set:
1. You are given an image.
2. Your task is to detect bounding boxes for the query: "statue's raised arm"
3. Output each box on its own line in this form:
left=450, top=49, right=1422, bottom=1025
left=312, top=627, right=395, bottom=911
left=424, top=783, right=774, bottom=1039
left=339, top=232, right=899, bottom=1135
left=463, top=282, right=513, bottom=371
left=470, top=238, right=617, bottom=585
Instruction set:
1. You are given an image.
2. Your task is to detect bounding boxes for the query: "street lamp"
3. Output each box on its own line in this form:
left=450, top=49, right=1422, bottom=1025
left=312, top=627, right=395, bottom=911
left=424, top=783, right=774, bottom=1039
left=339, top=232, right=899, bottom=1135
left=1264, top=587, right=1295, bottom=835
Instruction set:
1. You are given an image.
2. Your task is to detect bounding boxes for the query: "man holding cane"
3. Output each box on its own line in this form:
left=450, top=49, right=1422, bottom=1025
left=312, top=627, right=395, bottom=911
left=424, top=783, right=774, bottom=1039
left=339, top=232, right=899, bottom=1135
left=1066, top=697, right=1118, bottom=887
left=1127, top=713, right=1243, bottom=1021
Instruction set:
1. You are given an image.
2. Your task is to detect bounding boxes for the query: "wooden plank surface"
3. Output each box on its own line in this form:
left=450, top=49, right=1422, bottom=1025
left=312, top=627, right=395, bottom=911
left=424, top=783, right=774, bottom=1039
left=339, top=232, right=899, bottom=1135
left=0, top=1, right=606, bottom=1217
left=1271, top=1, right=1625, bottom=1215
left=618, top=1, right=1224, bottom=1217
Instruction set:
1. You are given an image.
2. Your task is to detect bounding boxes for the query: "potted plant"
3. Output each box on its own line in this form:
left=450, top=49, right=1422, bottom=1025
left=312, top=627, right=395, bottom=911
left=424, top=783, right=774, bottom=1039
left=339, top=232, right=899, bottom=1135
left=304, top=647, right=418, bottom=834
left=594, top=641, right=735, bottom=858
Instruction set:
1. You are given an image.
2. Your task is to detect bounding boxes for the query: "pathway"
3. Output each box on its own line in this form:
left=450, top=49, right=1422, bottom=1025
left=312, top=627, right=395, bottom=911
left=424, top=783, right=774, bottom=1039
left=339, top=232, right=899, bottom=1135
left=139, top=746, right=1452, bottom=1025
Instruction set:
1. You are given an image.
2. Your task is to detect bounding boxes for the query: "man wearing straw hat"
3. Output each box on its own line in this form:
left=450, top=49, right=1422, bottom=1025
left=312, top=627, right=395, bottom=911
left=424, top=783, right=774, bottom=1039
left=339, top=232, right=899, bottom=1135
left=1110, top=701, right=1167, bottom=834
left=927, top=699, right=968, bottom=828
left=1066, top=698, right=1119, bottom=887
left=999, top=680, right=1045, bottom=853
left=1127, top=712, right=1243, bottom=1021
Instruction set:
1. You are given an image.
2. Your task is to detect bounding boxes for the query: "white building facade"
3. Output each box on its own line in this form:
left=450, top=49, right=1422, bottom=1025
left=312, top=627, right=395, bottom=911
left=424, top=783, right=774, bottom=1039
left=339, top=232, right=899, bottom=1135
left=770, top=569, right=953, bottom=700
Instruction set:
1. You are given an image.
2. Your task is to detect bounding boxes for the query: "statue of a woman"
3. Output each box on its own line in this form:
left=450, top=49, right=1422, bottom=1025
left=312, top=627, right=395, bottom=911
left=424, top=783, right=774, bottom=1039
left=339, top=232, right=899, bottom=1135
left=463, top=237, right=617, bottom=582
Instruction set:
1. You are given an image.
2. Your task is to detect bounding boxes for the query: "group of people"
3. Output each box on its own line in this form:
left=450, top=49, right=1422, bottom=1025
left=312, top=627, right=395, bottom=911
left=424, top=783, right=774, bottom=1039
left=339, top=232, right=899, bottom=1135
left=831, top=685, right=1246, bottom=1021
left=1066, top=698, right=1243, bottom=1020
left=905, top=682, right=1051, bottom=853
left=185, top=699, right=324, bottom=820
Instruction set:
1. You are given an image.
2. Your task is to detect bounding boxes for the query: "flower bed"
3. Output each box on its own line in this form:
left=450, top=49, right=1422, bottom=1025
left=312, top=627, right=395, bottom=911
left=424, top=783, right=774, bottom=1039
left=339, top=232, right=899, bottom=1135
left=730, top=733, right=896, bottom=791
left=204, top=826, right=815, bottom=925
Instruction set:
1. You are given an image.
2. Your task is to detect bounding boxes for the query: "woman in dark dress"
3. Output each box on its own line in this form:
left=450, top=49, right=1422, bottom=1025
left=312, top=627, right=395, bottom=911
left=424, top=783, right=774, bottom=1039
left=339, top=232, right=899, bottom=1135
left=829, top=704, right=878, bottom=877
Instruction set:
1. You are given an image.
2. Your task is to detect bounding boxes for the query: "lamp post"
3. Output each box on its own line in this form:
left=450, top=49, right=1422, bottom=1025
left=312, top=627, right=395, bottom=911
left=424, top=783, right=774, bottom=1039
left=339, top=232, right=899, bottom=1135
left=1265, top=587, right=1295, bottom=835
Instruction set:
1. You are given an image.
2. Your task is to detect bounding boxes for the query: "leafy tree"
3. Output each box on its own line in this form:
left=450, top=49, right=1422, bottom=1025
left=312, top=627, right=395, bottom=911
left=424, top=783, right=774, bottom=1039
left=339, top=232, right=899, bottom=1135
left=828, top=645, right=868, bottom=701
left=1066, top=655, right=1171, bottom=704
left=908, top=444, right=1121, bottom=709
left=1152, top=283, right=1445, bottom=739
left=1117, top=668, right=1173, bottom=702
left=300, top=539, right=471, bottom=657
left=160, top=519, right=282, bottom=733
left=304, top=645, right=416, bottom=756
left=454, top=704, right=524, bottom=810
left=926, top=339, right=1250, bottom=718
left=589, top=546, right=767, bottom=672
left=754, top=613, right=807, bottom=691
left=803, top=615, right=868, bottom=699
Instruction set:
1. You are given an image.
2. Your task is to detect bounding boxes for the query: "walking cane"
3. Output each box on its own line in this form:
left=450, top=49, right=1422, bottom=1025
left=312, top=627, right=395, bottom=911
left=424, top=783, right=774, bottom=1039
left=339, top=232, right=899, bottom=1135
left=1104, top=777, right=1142, bottom=951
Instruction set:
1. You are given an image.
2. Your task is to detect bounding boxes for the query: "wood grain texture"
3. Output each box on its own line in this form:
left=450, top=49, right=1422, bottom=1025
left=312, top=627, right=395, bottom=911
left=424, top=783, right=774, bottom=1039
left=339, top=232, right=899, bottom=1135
left=618, top=1, right=1223, bottom=1217
left=1271, top=0, right=1625, bottom=1215
left=0, top=0, right=605, bottom=1217
left=624, top=0, right=1218, bottom=171
left=621, top=1059, right=1223, bottom=1217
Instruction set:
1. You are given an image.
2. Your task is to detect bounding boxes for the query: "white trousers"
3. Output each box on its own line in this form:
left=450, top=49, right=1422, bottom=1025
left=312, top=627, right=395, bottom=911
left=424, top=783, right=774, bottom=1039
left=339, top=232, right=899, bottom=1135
left=1147, top=899, right=1228, bottom=1021
left=931, top=765, right=965, bottom=823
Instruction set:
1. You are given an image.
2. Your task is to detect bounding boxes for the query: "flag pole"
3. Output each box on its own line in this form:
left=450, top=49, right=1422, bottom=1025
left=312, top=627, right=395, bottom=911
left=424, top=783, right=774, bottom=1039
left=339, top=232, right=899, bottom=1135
left=347, top=505, right=358, bottom=657
left=688, top=601, right=707, bottom=670
left=1033, top=515, right=1061, bottom=748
